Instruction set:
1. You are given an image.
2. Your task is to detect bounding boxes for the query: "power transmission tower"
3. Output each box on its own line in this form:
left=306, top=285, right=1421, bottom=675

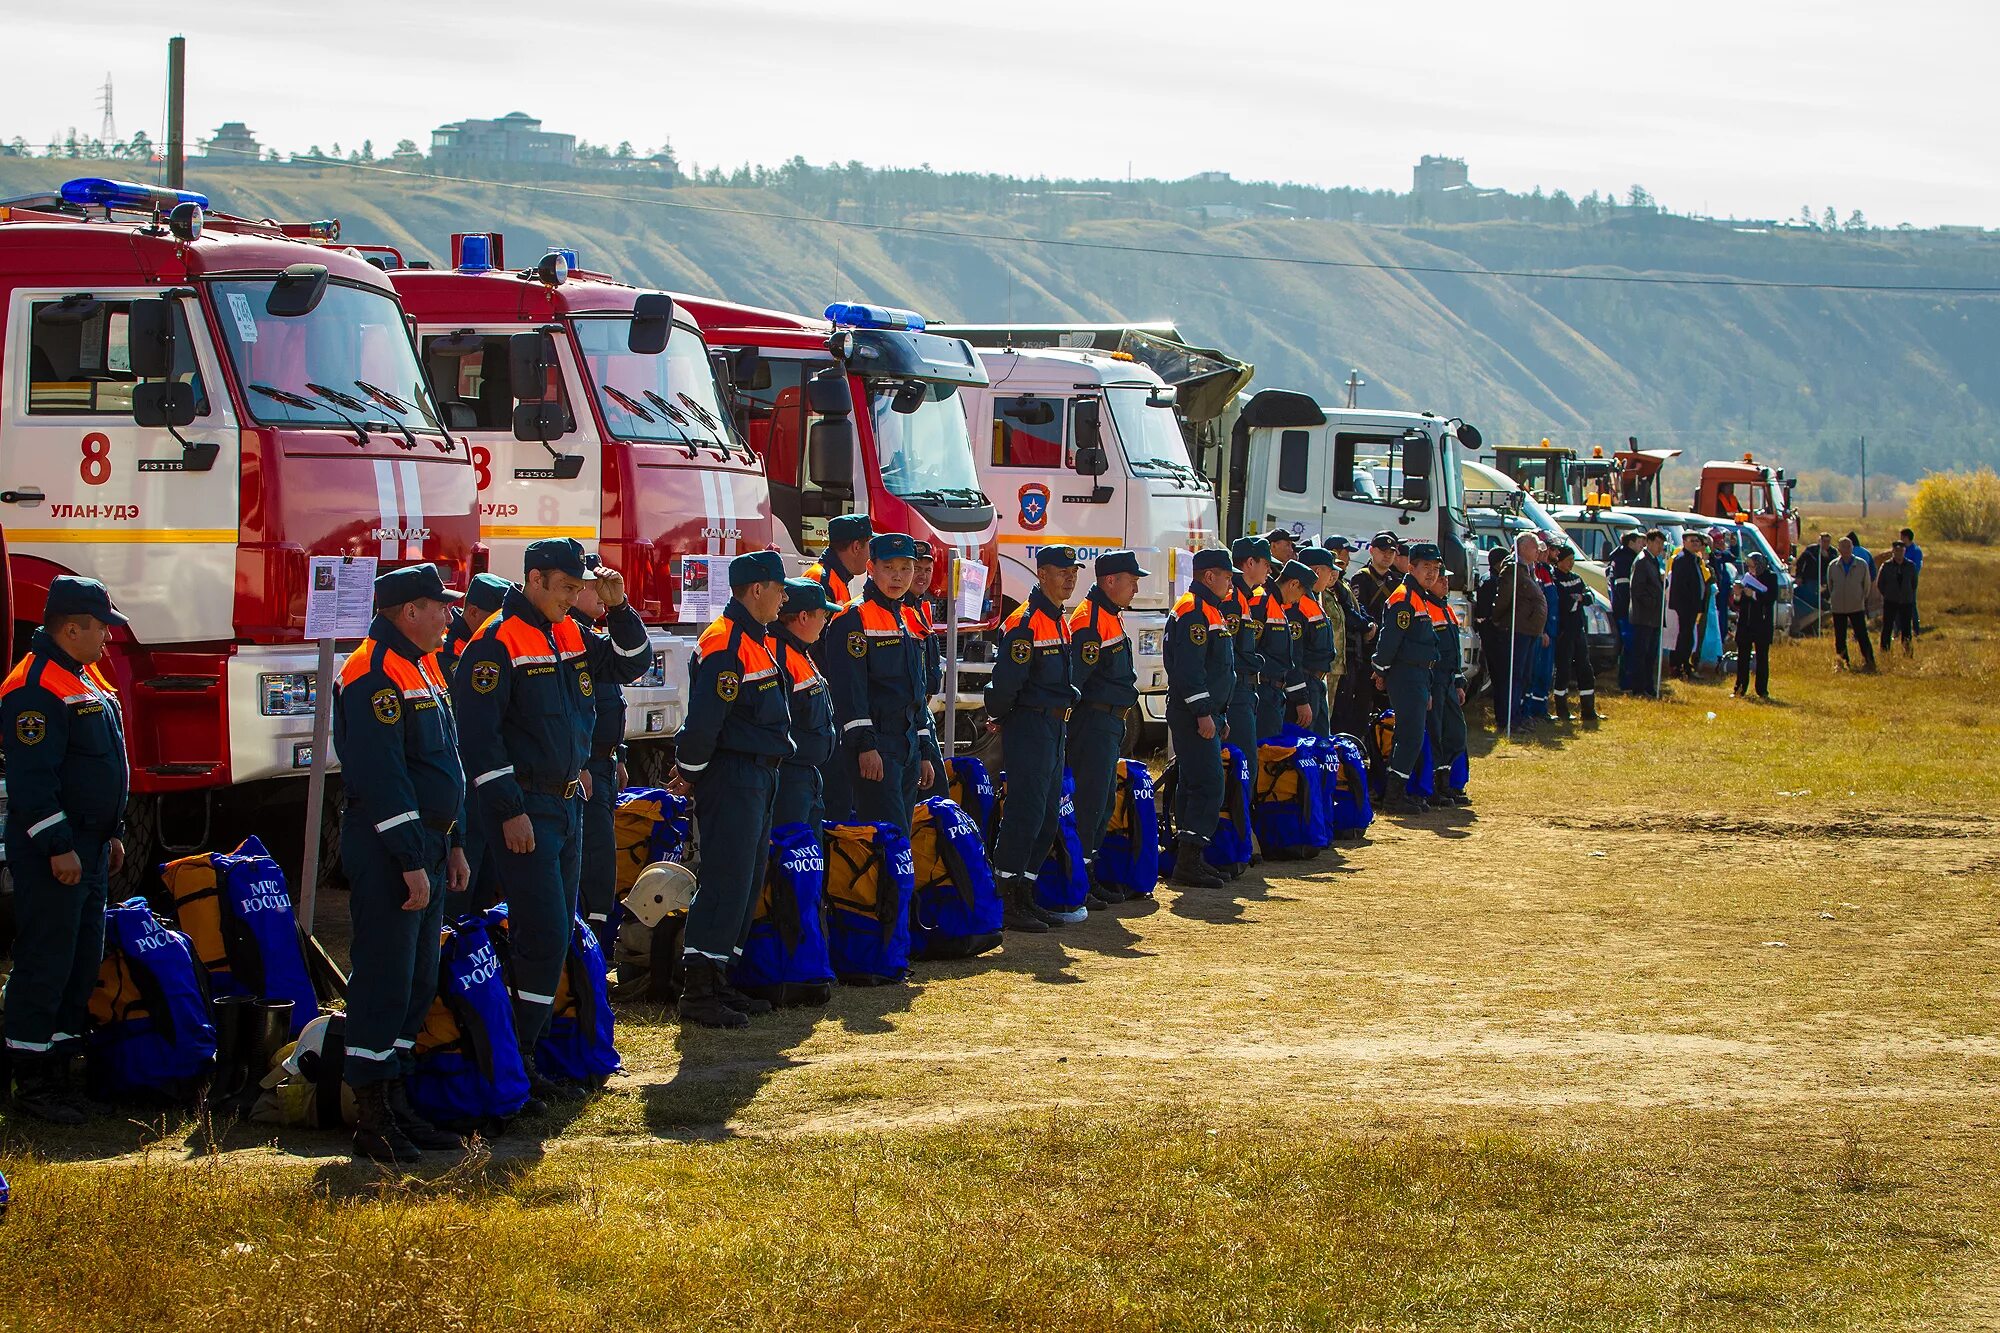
left=97, top=72, right=116, bottom=145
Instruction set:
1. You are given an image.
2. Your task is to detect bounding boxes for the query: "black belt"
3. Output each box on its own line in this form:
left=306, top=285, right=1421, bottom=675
left=422, top=815, right=458, bottom=835
left=1082, top=700, right=1131, bottom=717
left=1016, top=704, right=1072, bottom=721
left=590, top=744, right=620, bottom=762
left=524, top=778, right=582, bottom=800
left=1241, top=672, right=1262, bottom=685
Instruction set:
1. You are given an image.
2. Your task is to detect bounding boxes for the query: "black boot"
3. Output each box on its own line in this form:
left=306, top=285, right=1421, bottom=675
left=1093, top=880, right=1131, bottom=905
left=53, top=1049, right=112, bottom=1118
left=1555, top=693, right=1572, bottom=721
left=12, top=1054, right=85, bottom=1126
left=1169, top=838, right=1225, bottom=889
left=385, top=1078, right=467, bottom=1152
left=715, top=976, right=775, bottom=1017
left=524, top=1063, right=588, bottom=1103
left=351, top=1081, right=423, bottom=1164
left=1380, top=787, right=1429, bottom=816
left=1023, top=877, right=1069, bottom=927
left=678, top=957, right=751, bottom=1030
left=999, top=874, right=1049, bottom=933
left=1581, top=691, right=1603, bottom=723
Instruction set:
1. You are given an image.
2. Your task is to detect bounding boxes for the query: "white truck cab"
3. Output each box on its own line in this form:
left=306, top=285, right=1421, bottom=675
left=959, top=349, right=1218, bottom=717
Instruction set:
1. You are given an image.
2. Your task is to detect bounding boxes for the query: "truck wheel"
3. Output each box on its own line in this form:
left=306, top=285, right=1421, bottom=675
left=626, top=742, right=673, bottom=790
left=113, top=794, right=162, bottom=902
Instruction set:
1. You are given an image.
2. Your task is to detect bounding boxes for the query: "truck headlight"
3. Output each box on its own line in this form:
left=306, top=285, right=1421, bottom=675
left=1586, top=606, right=1611, bottom=636
left=259, top=671, right=317, bottom=716
left=1139, top=630, right=1162, bottom=656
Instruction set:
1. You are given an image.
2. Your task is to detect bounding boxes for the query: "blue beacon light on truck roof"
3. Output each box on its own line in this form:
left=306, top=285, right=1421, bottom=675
left=825, top=302, right=926, bottom=332
left=59, top=178, right=210, bottom=212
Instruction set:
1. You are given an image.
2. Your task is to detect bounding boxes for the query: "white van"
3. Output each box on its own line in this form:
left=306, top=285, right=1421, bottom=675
left=959, top=348, right=1219, bottom=718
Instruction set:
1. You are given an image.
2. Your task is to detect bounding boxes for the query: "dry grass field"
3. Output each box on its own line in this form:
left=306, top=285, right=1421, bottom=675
left=2, top=513, right=1996, bottom=1331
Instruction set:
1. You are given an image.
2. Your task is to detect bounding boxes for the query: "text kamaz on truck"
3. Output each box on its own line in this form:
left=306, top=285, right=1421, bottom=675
left=0, top=178, right=477, bottom=876
left=389, top=233, right=788, bottom=769
left=680, top=299, right=1001, bottom=740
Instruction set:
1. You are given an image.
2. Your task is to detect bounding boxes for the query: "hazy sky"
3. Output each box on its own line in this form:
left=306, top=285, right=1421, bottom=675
left=5, top=0, right=1994, bottom=227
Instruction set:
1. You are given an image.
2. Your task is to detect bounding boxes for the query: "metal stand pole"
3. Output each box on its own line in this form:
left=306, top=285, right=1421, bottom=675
left=942, top=554, right=961, bottom=760
left=296, top=635, right=336, bottom=933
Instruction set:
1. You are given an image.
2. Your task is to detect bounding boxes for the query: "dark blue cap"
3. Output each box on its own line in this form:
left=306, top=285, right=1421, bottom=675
left=781, top=577, right=836, bottom=616
left=374, top=563, right=463, bottom=609
left=1095, top=549, right=1149, bottom=578
left=870, top=533, right=918, bottom=562
left=523, top=537, right=588, bottom=580
left=1267, top=529, right=1300, bottom=548
left=466, top=573, right=512, bottom=614
left=911, top=539, right=934, bottom=561
left=1277, top=559, right=1318, bottom=588
left=829, top=514, right=873, bottom=545
left=1036, top=544, right=1079, bottom=569
left=1300, top=546, right=1336, bottom=569
left=729, top=550, right=787, bottom=588
left=1407, top=542, right=1443, bottom=563
left=1321, top=534, right=1357, bottom=552
left=1370, top=531, right=1400, bottom=552
left=1192, top=548, right=1233, bottom=574
left=1230, top=536, right=1271, bottom=563
left=45, top=574, right=128, bottom=626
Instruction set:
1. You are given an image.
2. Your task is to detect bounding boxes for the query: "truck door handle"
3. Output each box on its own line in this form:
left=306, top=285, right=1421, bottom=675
left=1, top=487, right=46, bottom=508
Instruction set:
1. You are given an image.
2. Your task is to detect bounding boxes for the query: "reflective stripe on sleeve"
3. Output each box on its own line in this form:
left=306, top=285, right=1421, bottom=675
left=511, top=988, right=555, bottom=1006
left=474, top=766, right=515, bottom=787
left=614, top=637, right=648, bottom=657
left=27, top=811, right=67, bottom=837
left=842, top=718, right=873, bottom=733
left=375, top=811, right=420, bottom=832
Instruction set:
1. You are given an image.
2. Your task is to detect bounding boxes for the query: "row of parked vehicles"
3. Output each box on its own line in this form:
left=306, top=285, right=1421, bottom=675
left=0, top=177, right=1800, bottom=893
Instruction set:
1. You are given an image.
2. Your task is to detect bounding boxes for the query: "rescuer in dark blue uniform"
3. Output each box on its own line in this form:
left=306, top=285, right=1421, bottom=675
left=1608, top=531, right=1640, bottom=691
left=770, top=577, right=837, bottom=832
left=572, top=571, right=630, bottom=953
left=824, top=533, right=933, bottom=835
left=1, top=576, right=131, bottom=1124
left=453, top=538, right=650, bottom=1094
left=1370, top=543, right=1445, bottom=815
left=1270, top=560, right=1318, bottom=733
left=333, top=563, right=471, bottom=1161
left=1294, top=548, right=1340, bottom=735
left=1068, top=550, right=1144, bottom=900
left=672, top=550, right=793, bottom=1029
left=1226, top=536, right=1270, bottom=756
left=1418, top=552, right=1472, bottom=807
left=442, top=573, right=511, bottom=681
left=1164, top=549, right=1235, bottom=890
left=986, top=544, right=1082, bottom=931
left=806, top=512, right=872, bottom=606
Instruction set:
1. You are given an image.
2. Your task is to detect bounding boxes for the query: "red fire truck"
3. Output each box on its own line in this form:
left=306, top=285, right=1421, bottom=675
left=679, top=298, right=1003, bottom=737
left=389, top=234, right=790, bottom=774
left=0, top=178, right=477, bottom=878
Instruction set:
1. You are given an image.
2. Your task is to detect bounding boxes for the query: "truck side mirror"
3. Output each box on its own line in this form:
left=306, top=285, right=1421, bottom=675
left=508, top=331, right=559, bottom=402
left=133, top=381, right=198, bottom=429
left=806, top=368, right=853, bottom=416
left=734, top=347, right=771, bottom=391
left=1004, top=397, right=1055, bottom=427
left=1453, top=420, right=1483, bottom=451
left=1073, top=445, right=1108, bottom=477
left=808, top=418, right=855, bottom=496
left=1074, top=398, right=1102, bottom=451
left=127, top=298, right=177, bottom=379
left=1401, top=430, right=1433, bottom=508
left=265, top=263, right=329, bottom=317
left=628, top=292, right=675, bottom=355
left=513, top=401, right=572, bottom=444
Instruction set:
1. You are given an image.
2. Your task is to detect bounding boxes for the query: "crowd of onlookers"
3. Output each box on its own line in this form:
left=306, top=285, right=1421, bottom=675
left=1470, top=522, right=1924, bottom=721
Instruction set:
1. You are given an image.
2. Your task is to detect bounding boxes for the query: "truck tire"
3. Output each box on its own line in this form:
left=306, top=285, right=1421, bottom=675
left=113, top=794, right=161, bottom=902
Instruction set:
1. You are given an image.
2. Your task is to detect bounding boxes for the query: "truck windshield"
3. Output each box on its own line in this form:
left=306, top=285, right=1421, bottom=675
left=573, top=318, right=735, bottom=451
left=209, top=279, right=443, bottom=433
left=870, top=383, right=987, bottom=502
left=1106, top=387, right=1204, bottom=482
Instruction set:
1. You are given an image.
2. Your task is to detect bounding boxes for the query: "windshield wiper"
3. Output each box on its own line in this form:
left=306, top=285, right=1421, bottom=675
left=637, top=390, right=706, bottom=458
left=251, top=383, right=369, bottom=446
left=601, top=385, right=658, bottom=423
left=354, top=379, right=453, bottom=452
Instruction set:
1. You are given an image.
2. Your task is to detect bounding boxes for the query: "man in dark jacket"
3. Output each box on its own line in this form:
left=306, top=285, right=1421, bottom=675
left=1732, top=552, right=1778, bottom=699
left=1608, top=532, right=1640, bottom=690
left=1471, top=547, right=1507, bottom=724
left=1876, top=541, right=1918, bottom=656
left=1629, top=531, right=1667, bottom=697
left=1489, top=533, right=1547, bottom=731
left=1667, top=533, right=1708, bottom=678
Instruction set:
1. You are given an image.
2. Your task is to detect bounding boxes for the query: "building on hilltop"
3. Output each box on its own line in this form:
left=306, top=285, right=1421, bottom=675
left=204, top=121, right=260, bottom=164
left=430, top=112, right=576, bottom=168
left=1414, top=155, right=1469, bottom=194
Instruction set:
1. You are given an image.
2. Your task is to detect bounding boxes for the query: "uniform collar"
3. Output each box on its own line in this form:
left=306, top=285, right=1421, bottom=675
left=1192, top=581, right=1226, bottom=609
left=1027, top=587, right=1064, bottom=619
left=770, top=623, right=810, bottom=655
left=863, top=583, right=904, bottom=615
left=826, top=547, right=862, bottom=580
left=28, top=626, right=85, bottom=674
left=1087, top=585, right=1122, bottom=617
left=367, top=613, right=429, bottom=662
left=1231, top=571, right=1260, bottom=598
left=502, top=586, right=553, bottom=631
left=724, top=599, right=770, bottom=641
